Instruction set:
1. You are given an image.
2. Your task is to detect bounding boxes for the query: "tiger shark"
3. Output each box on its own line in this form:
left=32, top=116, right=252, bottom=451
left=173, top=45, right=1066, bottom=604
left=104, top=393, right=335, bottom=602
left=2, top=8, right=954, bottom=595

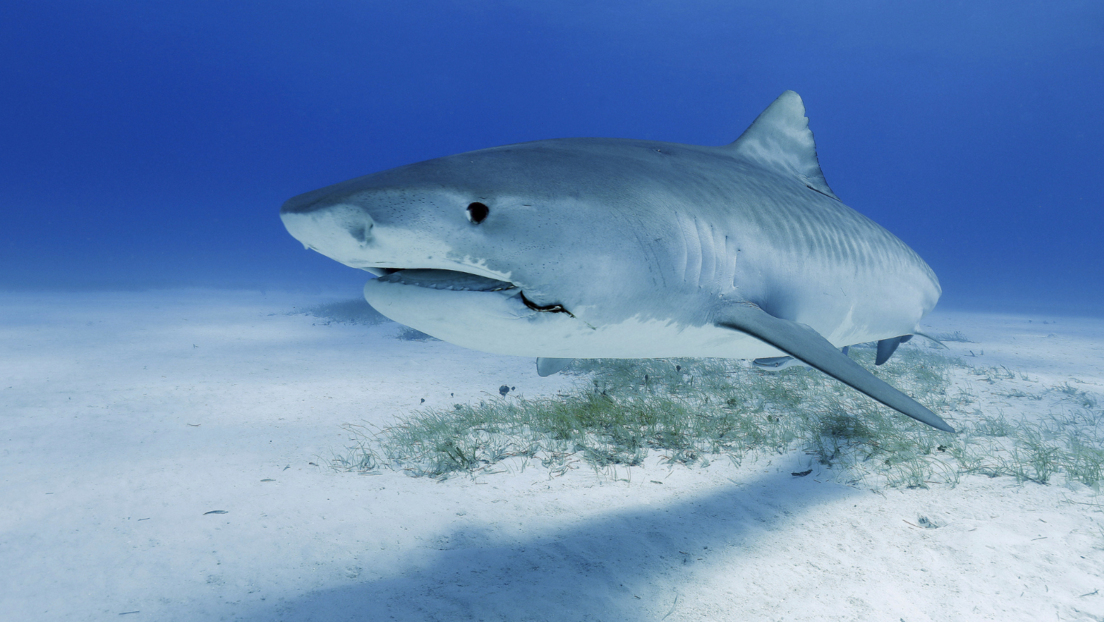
left=281, top=91, right=954, bottom=432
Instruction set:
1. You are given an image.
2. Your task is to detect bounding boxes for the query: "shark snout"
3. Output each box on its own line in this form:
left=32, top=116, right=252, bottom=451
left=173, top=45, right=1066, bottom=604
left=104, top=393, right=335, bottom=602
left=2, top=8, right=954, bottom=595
left=280, top=203, right=377, bottom=262
left=281, top=187, right=338, bottom=216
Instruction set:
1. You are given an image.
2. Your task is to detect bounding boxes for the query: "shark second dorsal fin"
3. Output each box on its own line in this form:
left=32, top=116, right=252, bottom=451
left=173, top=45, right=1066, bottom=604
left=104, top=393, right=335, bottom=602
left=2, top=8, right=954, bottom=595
left=728, top=91, right=839, bottom=201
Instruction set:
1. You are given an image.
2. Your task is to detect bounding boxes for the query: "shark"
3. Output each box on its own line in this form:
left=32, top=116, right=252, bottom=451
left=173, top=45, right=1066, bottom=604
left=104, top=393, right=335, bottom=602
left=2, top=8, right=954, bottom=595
left=280, top=91, right=954, bottom=432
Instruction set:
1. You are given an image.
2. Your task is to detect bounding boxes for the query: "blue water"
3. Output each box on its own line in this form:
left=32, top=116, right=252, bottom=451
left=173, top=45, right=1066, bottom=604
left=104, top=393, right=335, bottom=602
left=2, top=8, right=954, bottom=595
left=3, top=1, right=1101, bottom=313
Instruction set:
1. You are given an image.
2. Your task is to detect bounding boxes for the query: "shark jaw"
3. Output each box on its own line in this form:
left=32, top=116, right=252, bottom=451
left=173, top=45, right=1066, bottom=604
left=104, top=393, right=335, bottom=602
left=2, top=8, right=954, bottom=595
left=372, top=269, right=577, bottom=316
left=371, top=269, right=516, bottom=293
left=361, top=271, right=598, bottom=358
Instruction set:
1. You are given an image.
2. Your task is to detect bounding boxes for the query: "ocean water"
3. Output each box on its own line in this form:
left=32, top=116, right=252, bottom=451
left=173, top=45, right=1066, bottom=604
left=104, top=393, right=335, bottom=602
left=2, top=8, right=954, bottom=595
left=5, top=5, right=1104, bottom=619
left=2, top=1, right=1102, bottom=314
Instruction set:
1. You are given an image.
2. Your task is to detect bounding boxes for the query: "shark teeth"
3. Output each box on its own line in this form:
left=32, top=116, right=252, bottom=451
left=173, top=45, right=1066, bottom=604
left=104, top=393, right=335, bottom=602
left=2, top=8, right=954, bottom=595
left=375, top=269, right=517, bottom=293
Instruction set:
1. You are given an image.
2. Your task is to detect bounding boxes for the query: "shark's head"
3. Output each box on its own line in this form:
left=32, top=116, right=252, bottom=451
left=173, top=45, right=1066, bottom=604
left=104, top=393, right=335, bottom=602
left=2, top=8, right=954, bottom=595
left=280, top=140, right=677, bottom=355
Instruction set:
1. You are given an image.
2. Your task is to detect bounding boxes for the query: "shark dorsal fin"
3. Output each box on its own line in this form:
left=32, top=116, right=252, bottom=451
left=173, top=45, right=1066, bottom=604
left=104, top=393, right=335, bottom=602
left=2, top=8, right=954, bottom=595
left=728, top=91, right=840, bottom=201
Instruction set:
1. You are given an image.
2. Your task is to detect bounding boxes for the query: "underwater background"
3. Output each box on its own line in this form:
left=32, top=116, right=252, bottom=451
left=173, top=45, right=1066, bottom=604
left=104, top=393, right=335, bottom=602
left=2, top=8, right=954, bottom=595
left=2, top=1, right=1102, bottom=314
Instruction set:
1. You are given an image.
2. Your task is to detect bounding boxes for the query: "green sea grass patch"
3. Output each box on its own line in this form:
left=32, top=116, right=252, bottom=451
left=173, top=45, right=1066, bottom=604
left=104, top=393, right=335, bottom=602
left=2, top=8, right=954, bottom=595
left=335, top=345, right=1104, bottom=490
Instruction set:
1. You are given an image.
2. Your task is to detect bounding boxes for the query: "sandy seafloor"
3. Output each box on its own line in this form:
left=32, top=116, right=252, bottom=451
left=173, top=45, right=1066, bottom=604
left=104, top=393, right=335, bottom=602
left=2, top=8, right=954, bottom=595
left=1, top=290, right=1102, bottom=622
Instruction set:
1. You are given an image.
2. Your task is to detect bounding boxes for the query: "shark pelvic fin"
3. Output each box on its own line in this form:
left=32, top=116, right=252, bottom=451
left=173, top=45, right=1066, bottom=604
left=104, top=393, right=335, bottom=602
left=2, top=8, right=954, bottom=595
left=536, top=357, right=574, bottom=377
left=752, top=356, right=804, bottom=371
left=715, top=303, right=954, bottom=432
left=728, top=91, right=840, bottom=201
left=875, top=335, right=913, bottom=366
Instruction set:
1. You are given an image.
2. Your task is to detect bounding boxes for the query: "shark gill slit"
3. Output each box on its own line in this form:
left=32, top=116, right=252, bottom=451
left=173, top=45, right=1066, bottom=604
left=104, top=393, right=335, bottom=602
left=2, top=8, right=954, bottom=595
left=684, top=213, right=703, bottom=287
left=702, top=219, right=721, bottom=288
left=697, top=218, right=712, bottom=287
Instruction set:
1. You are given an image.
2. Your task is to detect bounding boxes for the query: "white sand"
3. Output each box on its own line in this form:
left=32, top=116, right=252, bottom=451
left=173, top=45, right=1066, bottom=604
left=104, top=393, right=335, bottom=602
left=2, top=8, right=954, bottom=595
left=1, top=290, right=1101, bottom=621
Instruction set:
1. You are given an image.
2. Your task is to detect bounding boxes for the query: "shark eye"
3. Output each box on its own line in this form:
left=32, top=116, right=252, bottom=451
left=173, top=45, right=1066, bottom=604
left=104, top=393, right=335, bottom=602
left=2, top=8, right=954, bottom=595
left=466, top=202, right=489, bottom=224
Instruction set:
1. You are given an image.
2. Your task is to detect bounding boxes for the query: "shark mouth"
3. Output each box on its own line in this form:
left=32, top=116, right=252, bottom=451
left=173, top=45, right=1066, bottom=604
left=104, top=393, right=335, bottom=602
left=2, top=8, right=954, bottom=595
left=374, top=268, right=516, bottom=292
left=372, top=269, right=575, bottom=316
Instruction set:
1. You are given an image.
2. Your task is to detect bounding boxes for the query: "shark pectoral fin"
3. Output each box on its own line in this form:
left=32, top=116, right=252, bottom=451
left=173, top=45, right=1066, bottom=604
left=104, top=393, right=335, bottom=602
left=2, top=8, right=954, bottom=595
left=536, top=357, right=574, bottom=377
left=714, top=304, right=955, bottom=432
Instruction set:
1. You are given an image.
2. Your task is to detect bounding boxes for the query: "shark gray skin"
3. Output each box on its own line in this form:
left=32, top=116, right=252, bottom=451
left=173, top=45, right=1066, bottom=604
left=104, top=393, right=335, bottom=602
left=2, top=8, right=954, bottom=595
left=281, top=91, right=954, bottom=432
